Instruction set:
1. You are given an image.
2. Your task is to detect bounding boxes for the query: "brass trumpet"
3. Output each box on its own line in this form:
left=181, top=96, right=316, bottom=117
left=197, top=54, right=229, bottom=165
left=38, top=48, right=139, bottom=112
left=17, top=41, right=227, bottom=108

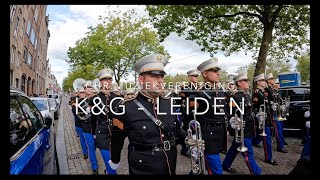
left=185, top=110, right=206, bottom=175
left=234, top=103, right=248, bottom=152
left=257, top=103, right=267, bottom=136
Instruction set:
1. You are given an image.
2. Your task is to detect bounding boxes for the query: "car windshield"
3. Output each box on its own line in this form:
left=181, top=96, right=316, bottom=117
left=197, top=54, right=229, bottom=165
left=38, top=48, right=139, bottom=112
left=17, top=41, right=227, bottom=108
left=32, top=100, right=47, bottom=111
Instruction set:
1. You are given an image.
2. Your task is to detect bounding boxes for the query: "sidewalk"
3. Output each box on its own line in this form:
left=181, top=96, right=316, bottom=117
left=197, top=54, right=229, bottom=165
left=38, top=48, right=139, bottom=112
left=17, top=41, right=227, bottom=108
left=61, top=96, right=303, bottom=175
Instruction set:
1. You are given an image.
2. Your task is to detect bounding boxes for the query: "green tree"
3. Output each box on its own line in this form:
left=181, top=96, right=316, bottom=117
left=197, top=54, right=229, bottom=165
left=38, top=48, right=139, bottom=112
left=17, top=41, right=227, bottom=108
left=146, top=5, right=310, bottom=91
left=296, top=52, right=310, bottom=82
left=67, top=8, right=168, bottom=85
left=236, top=59, right=291, bottom=85
left=62, top=64, right=100, bottom=93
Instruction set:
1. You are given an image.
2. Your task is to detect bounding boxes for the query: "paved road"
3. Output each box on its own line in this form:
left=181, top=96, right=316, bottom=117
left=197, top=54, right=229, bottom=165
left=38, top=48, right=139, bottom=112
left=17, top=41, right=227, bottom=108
left=57, top=95, right=303, bottom=175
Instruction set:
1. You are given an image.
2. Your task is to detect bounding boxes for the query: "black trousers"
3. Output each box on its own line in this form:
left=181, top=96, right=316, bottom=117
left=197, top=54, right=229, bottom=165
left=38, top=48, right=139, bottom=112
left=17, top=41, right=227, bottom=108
left=128, top=146, right=177, bottom=175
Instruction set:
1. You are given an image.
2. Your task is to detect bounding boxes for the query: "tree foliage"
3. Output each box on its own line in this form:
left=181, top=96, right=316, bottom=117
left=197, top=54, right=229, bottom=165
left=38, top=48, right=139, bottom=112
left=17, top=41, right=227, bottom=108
left=67, top=8, right=168, bottom=85
left=62, top=64, right=99, bottom=93
left=236, top=59, right=292, bottom=85
left=296, top=52, right=310, bottom=82
left=146, top=5, right=310, bottom=90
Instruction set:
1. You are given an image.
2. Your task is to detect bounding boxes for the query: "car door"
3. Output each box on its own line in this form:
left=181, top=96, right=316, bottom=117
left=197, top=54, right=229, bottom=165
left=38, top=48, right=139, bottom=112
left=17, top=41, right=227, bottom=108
left=10, top=95, right=52, bottom=174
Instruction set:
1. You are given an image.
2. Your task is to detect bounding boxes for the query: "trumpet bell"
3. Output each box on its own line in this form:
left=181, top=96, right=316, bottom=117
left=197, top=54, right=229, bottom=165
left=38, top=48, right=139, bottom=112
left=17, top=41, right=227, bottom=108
left=237, top=146, right=248, bottom=152
left=259, top=132, right=267, bottom=136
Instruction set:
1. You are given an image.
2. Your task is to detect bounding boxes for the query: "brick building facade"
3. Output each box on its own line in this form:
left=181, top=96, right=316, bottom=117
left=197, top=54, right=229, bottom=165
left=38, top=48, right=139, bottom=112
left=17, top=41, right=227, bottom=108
left=10, top=5, right=50, bottom=96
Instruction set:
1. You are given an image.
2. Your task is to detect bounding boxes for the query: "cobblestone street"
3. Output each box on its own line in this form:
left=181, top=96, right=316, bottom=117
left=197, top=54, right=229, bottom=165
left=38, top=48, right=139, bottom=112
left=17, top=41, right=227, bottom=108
left=58, top=96, right=303, bottom=175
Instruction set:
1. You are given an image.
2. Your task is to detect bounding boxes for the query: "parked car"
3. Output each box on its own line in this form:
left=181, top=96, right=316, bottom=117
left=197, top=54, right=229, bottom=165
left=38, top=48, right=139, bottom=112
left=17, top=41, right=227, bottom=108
left=30, top=97, right=55, bottom=122
left=47, top=98, right=60, bottom=120
left=10, top=87, right=59, bottom=174
left=49, top=94, right=61, bottom=108
left=278, top=85, right=310, bottom=138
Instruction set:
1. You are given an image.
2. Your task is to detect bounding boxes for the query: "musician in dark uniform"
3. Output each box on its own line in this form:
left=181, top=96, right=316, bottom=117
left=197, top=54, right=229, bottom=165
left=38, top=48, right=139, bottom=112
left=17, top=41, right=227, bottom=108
left=71, top=88, right=88, bottom=159
left=74, top=82, right=99, bottom=175
left=88, top=68, right=122, bottom=175
left=223, top=80, right=236, bottom=154
left=265, top=73, right=288, bottom=153
left=222, top=72, right=261, bottom=175
left=252, top=73, right=278, bottom=165
left=189, top=57, right=229, bottom=175
left=108, top=53, right=187, bottom=175
left=178, top=69, right=200, bottom=157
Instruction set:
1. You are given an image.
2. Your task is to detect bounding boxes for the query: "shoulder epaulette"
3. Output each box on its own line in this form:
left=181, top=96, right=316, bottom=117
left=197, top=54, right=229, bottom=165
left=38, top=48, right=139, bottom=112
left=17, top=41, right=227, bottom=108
left=121, top=92, right=138, bottom=104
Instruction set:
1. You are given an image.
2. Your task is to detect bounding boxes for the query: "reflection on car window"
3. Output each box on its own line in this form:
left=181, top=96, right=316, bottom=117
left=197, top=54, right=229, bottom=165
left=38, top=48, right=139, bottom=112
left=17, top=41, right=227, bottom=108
left=10, top=97, right=36, bottom=157
left=48, top=98, right=57, bottom=108
left=19, top=96, right=44, bottom=133
left=280, top=88, right=310, bottom=102
left=32, top=100, right=48, bottom=111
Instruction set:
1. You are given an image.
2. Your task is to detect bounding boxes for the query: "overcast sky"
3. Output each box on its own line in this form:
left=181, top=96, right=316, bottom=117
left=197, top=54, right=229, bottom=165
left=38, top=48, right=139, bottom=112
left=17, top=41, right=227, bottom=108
left=46, top=5, right=297, bottom=86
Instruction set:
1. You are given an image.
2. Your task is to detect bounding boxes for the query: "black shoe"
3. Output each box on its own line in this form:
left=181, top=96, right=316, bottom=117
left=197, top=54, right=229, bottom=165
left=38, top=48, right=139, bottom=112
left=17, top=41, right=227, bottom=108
left=83, top=154, right=88, bottom=159
left=93, top=169, right=98, bottom=175
left=222, top=150, right=227, bottom=154
left=253, top=144, right=262, bottom=148
left=277, top=148, right=288, bottom=153
left=181, top=150, right=191, bottom=157
left=223, top=167, right=237, bottom=173
left=265, top=159, right=278, bottom=165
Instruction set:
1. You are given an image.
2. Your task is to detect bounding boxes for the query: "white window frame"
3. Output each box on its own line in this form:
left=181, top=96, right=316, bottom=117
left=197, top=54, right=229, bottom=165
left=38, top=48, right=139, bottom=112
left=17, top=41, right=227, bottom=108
left=34, top=6, right=39, bottom=23
left=26, top=21, right=31, bottom=37
left=20, top=18, right=25, bottom=39
left=14, top=16, right=20, bottom=39
left=10, top=5, right=16, bottom=22
left=17, top=51, right=21, bottom=67
left=11, top=45, right=16, bottom=64
left=28, top=52, right=32, bottom=66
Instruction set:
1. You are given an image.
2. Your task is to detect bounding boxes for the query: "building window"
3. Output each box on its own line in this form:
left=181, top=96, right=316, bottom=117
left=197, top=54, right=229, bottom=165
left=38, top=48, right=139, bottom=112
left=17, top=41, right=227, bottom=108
left=14, top=16, right=20, bottom=39
left=26, top=21, right=31, bottom=37
left=21, top=75, right=26, bottom=93
left=16, top=78, right=19, bottom=88
left=17, top=51, right=21, bottom=67
left=20, top=18, right=25, bottom=39
left=23, top=46, right=27, bottom=63
left=34, top=6, right=39, bottom=23
left=28, top=52, right=32, bottom=67
left=10, top=70, right=13, bottom=86
left=11, top=45, right=16, bottom=64
left=34, top=39, right=37, bottom=50
left=30, top=29, right=36, bottom=46
left=10, top=5, right=16, bottom=22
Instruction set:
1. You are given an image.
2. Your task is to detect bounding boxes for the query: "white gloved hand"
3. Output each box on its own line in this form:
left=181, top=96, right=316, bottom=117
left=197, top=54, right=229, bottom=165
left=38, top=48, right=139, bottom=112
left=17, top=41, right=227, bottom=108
left=304, top=110, right=310, bottom=118
left=229, top=117, right=236, bottom=129
left=108, top=160, right=120, bottom=170
left=305, top=121, right=310, bottom=129
left=93, top=135, right=96, bottom=139
left=86, top=106, right=91, bottom=114
left=192, top=134, right=196, bottom=140
left=191, top=147, right=198, bottom=160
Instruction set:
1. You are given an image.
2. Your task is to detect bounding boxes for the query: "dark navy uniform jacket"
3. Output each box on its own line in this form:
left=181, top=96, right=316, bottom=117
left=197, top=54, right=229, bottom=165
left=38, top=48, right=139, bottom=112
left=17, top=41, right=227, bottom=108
left=228, top=90, right=255, bottom=138
left=89, top=91, right=122, bottom=150
left=110, top=91, right=186, bottom=174
left=252, top=88, right=272, bottom=127
left=189, top=84, right=230, bottom=154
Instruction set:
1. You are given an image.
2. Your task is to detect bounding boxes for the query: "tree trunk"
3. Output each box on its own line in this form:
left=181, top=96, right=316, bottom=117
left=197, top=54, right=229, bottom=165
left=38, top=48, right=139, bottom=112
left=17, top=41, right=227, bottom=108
left=252, top=23, right=274, bottom=92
